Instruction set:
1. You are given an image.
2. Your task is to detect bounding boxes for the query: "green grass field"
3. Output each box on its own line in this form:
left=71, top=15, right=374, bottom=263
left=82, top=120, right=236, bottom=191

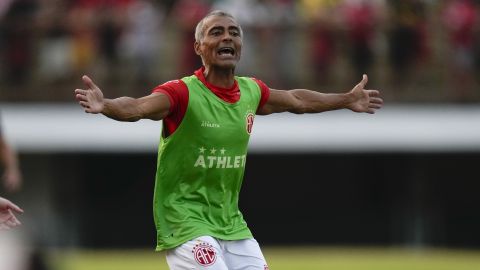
left=49, top=247, right=480, bottom=270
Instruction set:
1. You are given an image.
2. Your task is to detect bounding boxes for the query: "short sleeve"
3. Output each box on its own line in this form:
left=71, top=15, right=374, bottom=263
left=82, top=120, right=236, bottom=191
left=251, top=78, right=271, bottom=110
left=152, top=80, right=187, bottom=114
left=150, top=80, right=189, bottom=136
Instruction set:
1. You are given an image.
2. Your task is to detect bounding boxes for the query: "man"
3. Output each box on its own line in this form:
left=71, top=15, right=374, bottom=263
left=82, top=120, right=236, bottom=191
left=0, top=197, right=23, bottom=230
left=75, top=10, right=383, bottom=270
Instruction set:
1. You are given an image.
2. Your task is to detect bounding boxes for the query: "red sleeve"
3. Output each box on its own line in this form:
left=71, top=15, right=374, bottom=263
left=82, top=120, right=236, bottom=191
left=252, top=78, right=270, bottom=111
left=151, top=80, right=189, bottom=137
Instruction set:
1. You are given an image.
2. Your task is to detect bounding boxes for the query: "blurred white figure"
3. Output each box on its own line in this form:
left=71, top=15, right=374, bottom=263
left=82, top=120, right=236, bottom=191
left=36, top=1, right=73, bottom=82
left=121, top=0, right=163, bottom=83
left=0, top=231, right=28, bottom=270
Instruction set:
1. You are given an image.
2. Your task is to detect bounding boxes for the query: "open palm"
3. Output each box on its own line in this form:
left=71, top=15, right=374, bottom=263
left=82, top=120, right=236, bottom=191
left=75, top=75, right=105, bottom=114
left=348, top=74, right=383, bottom=114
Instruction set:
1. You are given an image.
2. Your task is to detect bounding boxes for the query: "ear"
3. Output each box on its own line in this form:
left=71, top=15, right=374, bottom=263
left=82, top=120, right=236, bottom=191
left=194, top=41, right=201, bottom=56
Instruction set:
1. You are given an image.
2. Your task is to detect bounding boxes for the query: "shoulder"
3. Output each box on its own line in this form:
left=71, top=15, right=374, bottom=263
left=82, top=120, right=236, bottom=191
left=152, top=79, right=187, bottom=94
left=236, top=76, right=271, bottom=109
left=235, top=77, right=269, bottom=91
left=151, top=79, right=189, bottom=112
left=251, top=78, right=270, bottom=93
left=250, top=78, right=271, bottom=108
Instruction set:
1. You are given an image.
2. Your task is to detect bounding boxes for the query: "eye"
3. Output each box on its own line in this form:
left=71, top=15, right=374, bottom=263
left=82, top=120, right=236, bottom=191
left=230, top=30, right=240, bottom=37
left=210, top=30, right=222, bottom=36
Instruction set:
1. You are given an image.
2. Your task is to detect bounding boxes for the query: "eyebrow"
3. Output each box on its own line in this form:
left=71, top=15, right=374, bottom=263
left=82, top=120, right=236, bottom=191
left=208, top=25, right=241, bottom=33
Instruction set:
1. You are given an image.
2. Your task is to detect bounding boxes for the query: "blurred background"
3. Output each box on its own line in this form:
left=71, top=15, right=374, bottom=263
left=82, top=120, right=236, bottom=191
left=1, top=0, right=480, bottom=102
left=1, top=0, right=480, bottom=269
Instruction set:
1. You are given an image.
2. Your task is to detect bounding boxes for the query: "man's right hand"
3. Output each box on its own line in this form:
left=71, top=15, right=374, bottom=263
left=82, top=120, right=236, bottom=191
left=75, top=75, right=105, bottom=114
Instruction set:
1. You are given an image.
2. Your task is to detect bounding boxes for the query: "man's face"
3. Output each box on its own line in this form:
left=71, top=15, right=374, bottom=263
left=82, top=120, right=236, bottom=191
left=195, top=15, right=242, bottom=69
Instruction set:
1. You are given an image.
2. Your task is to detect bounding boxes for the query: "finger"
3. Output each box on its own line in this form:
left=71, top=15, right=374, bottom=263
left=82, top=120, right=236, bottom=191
left=75, top=89, right=89, bottom=95
left=8, top=212, right=21, bottom=225
left=367, top=89, right=380, bottom=96
left=81, top=104, right=95, bottom=113
left=370, top=97, right=383, bottom=104
left=79, top=101, right=90, bottom=108
left=82, top=75, right=98, bottom=90
left=0, top=223, right=11, bottom=230
left=369, top=103, right=382, bottom=109
left=76, top=93, right=89, bottom=102
left=5, top=217, right=18, bottom=227
left=0, top=214, right=10, bottom=223
left=7, top=201, right=23, bottom=214
left=358, top=74, right=368, bottom=88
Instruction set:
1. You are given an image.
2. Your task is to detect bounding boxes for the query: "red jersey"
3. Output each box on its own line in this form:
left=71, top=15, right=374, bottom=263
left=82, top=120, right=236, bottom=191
left=152, top=67, right=270, bottom=136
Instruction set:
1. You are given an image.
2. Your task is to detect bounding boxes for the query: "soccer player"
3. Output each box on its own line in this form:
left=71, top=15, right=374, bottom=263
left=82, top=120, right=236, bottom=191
left=0, top=197, right=23, bottom=230
left=75, top=10, right=383, bottom=270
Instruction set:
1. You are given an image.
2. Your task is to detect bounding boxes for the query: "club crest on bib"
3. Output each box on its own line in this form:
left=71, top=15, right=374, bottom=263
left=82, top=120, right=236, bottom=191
left=245, top=112, right=255, bottom=134
left=192, top=242, right=217, bottom=266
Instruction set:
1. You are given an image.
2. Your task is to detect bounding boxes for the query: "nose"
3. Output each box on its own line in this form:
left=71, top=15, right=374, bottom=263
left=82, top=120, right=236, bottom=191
left=222, top=32, right=233, bottom=41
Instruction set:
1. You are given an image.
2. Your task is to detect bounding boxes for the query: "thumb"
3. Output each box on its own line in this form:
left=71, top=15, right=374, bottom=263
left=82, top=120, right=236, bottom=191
left=358, top=74, right=368, bottom=88
left=82, top=75, right=98, bottom=90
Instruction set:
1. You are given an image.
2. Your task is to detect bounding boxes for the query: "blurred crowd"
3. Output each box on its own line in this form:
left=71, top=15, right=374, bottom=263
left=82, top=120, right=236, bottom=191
left=1, top=0, right=480, bottom=102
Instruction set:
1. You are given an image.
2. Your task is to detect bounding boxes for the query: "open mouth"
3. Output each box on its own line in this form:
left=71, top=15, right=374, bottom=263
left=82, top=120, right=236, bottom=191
left=217, top=47, right=235, bottom=56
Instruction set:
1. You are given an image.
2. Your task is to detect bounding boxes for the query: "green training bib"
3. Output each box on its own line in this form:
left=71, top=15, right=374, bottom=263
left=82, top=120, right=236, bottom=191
left=153, top=75, right=261, bottom=251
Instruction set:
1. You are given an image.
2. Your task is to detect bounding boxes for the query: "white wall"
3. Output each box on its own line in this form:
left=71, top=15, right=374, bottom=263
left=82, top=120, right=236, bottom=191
left=2, top=103, right=480, bottom=153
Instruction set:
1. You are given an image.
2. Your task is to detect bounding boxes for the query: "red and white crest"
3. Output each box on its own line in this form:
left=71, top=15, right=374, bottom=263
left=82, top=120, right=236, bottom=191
left=192, top=242, right=217, bottom=266
left=245, top=112, right=255, bottom=134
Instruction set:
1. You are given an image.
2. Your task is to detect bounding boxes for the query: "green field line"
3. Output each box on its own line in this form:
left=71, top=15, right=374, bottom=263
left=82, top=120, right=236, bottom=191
left=49, top=247, right=480, bottom=270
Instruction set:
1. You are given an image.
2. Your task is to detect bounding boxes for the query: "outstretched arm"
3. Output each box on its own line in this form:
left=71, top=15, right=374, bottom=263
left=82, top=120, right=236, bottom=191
left=0, top=197, right=23, bottom=230
left=257, top=74, right=383, bottom=115
left=74, top=75, right=170, bottom=121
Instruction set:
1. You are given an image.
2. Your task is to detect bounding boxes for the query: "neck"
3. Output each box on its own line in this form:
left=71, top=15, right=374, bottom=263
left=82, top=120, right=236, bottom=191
left=203, top=66, right=235, bottom=88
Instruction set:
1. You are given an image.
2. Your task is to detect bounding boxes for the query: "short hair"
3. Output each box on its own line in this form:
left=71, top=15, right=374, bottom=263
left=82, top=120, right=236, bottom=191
left=194, top=10, right=243, bottom=43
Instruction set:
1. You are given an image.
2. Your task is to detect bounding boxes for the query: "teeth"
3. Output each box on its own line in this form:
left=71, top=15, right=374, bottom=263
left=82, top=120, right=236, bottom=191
left=218, top=48, right=234, bottom=55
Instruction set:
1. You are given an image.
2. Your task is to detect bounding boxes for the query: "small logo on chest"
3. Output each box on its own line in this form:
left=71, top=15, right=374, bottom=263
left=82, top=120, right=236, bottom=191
left=201, top=120, right=220, bottom=128
left=245, top=112, right=255, bottom=134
